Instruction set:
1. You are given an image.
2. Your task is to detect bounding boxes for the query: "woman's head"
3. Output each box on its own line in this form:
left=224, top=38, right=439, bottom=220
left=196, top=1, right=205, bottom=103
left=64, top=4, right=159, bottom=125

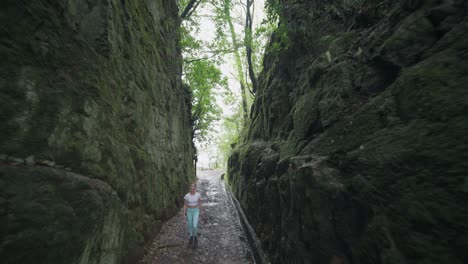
left=190, top=183, right=196, bottom=193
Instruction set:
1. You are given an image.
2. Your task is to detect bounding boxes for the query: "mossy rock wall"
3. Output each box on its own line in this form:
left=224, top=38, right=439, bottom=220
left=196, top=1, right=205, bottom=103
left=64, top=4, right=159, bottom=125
left=228, top=1, right=468, bottom=263
left=0, top=0, right=194, bottom=263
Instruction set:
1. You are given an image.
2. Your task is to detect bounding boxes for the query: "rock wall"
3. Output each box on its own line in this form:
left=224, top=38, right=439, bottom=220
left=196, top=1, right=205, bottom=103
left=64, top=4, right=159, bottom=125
left=228, top=1, right=468, bottom=263
left=0, top=0, right=194, bottom=263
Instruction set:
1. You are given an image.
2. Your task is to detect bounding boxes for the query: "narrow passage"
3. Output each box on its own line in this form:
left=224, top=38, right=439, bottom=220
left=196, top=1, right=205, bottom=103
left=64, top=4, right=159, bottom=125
left=140, top=169, right=254, bottom=264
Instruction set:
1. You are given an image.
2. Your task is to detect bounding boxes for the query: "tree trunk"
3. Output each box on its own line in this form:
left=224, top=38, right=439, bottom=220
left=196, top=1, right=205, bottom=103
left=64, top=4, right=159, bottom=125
left=245, top=0, right=258, bottom=94
left=224, top=0, right=249, bottom=123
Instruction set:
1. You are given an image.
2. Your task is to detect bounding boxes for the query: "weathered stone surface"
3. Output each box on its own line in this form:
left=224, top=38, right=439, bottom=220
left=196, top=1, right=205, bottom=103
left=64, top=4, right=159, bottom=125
left=1, top=166, right=126, bottom=264
left=0, top=0, right=194, bottom=263
left=228, top=1, right=468, bottom=263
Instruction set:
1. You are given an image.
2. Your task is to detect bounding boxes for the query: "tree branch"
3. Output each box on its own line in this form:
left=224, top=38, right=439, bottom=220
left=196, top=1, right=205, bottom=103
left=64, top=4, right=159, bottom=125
left=244, top=0, right=258, bottom=93
left=184, top=56, right=215, bottom=63
left=181, top=0, right=201, bottom=20
left=186, top=0, right=203, bottom=19
left=184, top=47, right=239, bottom=63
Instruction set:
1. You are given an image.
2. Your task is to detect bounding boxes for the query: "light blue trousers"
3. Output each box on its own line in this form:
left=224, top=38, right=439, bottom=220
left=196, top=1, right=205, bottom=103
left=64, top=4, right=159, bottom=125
left=186, top=208, right=199, bottom=237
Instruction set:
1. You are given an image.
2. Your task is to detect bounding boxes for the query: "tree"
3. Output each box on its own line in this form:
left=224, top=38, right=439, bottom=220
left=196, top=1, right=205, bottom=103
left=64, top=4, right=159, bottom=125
left=178, top=0, right=229, bottom=144
left=221, top=0, right=249, bottom=123
left=177, top=0, right=277, bottom=159
left=183, top=60, right=226, bottom=142
left=216, top=103, right=243, bottom=166
left=244, top=0, right=258, bottom=93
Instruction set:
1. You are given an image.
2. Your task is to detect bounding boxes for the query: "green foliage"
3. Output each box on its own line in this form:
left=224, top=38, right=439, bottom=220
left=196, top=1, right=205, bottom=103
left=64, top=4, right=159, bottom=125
left=216, top=104, right=243, bottom=166
left=179, top=25, right=202, bottom=54
left=214, top=78, right=243, bottom=165
left=264, top=0, right=282, bottom=23
left=251, top=23, right=273, bottom=72
left=268, top=22, right=290, bottom=54
left=178, top=0, right=230, bottom=143
left=183, top=60, right=226, bottom=141
left=178, top=0, right=277, bottom=159
left=177, top=0, right=191, bottom=10
left=263, top=0, right=289, bottom=54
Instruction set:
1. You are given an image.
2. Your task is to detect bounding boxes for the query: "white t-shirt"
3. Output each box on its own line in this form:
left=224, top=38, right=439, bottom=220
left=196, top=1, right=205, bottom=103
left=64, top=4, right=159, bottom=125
left=184, top=192, right=201, bottom=206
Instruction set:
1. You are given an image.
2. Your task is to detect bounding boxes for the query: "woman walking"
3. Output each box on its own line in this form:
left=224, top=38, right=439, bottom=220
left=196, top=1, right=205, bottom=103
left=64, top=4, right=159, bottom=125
left=184, top=183, right=202, bottom=248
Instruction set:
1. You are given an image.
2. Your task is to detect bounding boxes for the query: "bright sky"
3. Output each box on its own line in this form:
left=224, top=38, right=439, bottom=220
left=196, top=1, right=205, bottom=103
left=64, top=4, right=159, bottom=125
left=192, top=0, right=266, bottom=168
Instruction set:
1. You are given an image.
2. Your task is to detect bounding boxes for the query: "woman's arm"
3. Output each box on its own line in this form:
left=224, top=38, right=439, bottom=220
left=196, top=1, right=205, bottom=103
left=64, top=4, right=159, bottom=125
left=198, top=197, right=202, bottom=214
left=184, top=200, right=187, bottom=217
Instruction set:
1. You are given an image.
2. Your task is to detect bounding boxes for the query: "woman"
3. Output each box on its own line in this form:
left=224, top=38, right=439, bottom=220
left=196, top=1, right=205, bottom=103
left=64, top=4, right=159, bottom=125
left=184, top=183, right=202, bottom=248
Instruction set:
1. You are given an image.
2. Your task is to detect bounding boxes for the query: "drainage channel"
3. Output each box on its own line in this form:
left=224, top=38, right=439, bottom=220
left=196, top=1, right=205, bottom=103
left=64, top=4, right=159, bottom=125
left=223, top=182, right=271, bottom=264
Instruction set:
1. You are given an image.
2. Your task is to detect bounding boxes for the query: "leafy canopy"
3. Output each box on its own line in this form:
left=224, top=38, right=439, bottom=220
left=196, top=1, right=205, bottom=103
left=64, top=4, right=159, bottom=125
left=177, top=0, right=287, bottom=164
left=183, top=59, right=226, bottom=142
left=178, top=0, right=227, bottom=143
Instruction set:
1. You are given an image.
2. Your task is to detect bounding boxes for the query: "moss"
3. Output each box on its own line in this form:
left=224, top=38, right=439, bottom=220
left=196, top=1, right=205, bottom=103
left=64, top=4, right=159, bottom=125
left=379, top=12, right=437, bottom=67
left=328, top=31, right=356, bottom=56
left=344, top=115, right=468, bottom=262
left=392, top=49, right=468, bottom=122
left=227, top=2, right=467, bottom=263
left=300, top=92, right=386, bottom=156
left=316, top=61, right=356, bottom=128
left=1, top=0, right=193, bottom=263
left=292, top=90, right=320, bottom=139
left=0, top=166, right=127, bottom=264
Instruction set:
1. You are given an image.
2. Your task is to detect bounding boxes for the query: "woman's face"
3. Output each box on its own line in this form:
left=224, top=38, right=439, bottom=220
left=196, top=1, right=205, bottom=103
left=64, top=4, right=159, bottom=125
left=190, top=184, right=196, bottom=192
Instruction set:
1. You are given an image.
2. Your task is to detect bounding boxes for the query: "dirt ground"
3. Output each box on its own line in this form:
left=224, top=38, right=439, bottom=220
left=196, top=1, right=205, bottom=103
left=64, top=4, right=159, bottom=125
left=139, top=169, right=254, bottom=264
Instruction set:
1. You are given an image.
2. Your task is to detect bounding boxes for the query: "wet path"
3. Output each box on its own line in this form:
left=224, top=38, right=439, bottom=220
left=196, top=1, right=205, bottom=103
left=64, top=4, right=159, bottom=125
left=140, top=169, right=254, bottom=264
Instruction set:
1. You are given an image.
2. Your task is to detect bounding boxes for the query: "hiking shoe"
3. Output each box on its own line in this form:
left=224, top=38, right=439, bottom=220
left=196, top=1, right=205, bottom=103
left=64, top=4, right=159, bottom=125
left=188, top=236, right=193, bottom=246
left=193, top=237, right=198, bottom=248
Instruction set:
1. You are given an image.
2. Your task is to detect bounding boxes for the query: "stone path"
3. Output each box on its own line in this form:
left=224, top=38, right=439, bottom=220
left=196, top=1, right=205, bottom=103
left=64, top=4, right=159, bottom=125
left=140, top=169, right=254, bottom=264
